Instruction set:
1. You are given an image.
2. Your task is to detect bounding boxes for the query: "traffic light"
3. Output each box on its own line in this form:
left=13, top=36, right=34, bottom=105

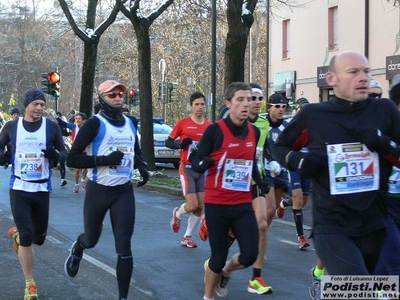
left=128, top=88, right=135, bottom=104
left=47, top=72, right=60, bottom=97
left=134, top=89, right=140, bottom=106
left=123, top=92, right=128, bottom=104
left=158, top=83, right=162, bottom=102
left=41, top=73, right=50, bottom=94
left=168, top=82, right=179, bottom=102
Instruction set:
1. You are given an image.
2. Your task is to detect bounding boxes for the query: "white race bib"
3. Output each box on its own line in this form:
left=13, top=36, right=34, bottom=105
left=327, top=143, right=379, bottom=195
left=221, top=158, right=253, bottom=192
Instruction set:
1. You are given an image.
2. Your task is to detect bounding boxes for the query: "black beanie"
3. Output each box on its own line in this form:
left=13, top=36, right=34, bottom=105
left=24, top=88, right=46, bottom=107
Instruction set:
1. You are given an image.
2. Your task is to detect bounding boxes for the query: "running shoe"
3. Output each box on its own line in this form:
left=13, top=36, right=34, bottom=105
left=198, top=216, right=208, bottom=241
left=73, top=184, right=79, bottom=193
left=81, top=180, right=87, bottom=190
left=170, top=207, right=181, bottom=233
left=24, top=280, right=39, bottom=300
left=64, top=241, right=82, bottom=279
left=60, top=179, right=67, bottom=187
left=181, top=235, right=197, bottom=248
left=309, top=267, right=321, bottom=300
left=248, top=277, right=273, bottom=295
left=216, top=273, right=230, bottom=298
left=298, top=235, right=310, bottom=249
left=8, top=226, right=19, bottom=254
left=275, top=199, right=286, bottom=219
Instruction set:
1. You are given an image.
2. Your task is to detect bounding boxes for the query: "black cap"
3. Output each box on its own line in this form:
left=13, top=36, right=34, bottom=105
left=296, top=97, right=309, bottom=107
left=268, top=93, right=285, bottom=104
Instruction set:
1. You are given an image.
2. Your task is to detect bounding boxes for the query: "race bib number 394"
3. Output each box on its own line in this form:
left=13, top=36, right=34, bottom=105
left=327, top=143, right=379, bottom=195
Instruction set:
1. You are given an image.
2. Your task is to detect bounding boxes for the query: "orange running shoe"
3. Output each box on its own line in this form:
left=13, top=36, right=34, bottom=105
left=298, top=235, right=310, bottom=249
left=8, top=226, right=19, bottom=254
left=198, top=217, right=208, bottom=241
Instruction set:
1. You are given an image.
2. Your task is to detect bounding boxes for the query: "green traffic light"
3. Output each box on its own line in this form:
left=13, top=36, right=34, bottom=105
left=168, top=82, right=179, bottom=102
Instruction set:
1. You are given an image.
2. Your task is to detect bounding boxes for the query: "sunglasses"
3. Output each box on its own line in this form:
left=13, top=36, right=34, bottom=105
left=252, top=96, right=264, bottom=101
left=270, top=104, right=286, bottom=109
left=104, top=92, right=124, bottom=99
left=368, top=93, right=382, bottom=99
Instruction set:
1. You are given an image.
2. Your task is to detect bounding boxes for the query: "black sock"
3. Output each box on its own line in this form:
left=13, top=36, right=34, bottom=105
left=253, top=268, right=262, bottom=279
left=117, top=255, right=133, bottom=299
left=292, top=209, right=304, bottom=236
left=74, top=235, right=85, bottom=256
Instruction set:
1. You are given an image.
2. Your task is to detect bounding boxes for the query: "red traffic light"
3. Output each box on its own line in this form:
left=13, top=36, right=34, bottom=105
left=128, top=88, right=135, bottom=98
left=47, top=72, right=60, bottom=83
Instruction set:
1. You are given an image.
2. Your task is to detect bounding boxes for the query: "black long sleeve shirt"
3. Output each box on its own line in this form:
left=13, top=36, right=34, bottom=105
left=273, top=96, right=400, bottom=236
left=66, top=113, right=146, bottom=169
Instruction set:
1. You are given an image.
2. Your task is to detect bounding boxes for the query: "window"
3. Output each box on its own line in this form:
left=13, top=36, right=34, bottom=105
left=282, top=19, right=290, bottom=59
left=328, top=6, right=338, bottom=50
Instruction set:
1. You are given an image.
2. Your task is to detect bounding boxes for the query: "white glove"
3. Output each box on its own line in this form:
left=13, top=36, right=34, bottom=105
left=49, top=109, right=57, bottom=118
left=255, top=146, right=263, bottom=160
left=269, top=161, right=281, bottom=177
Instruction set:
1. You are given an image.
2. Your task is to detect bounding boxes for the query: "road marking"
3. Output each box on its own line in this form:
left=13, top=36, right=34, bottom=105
left=46, top=236, right=62, bottom=244
left=83, top=254, right=117, bottom=276
left=279, top=239, right=315, bottom=251
left=274, top=219, right=312, bottom=231
left=69, top=249, right=154, bottom=297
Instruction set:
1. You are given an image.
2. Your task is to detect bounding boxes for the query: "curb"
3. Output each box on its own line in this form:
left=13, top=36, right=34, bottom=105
left=138, top=183, right=183, bottom=197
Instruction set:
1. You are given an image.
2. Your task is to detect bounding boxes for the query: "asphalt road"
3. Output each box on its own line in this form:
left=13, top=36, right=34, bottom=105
left=0, top=166, right=318, bottom=300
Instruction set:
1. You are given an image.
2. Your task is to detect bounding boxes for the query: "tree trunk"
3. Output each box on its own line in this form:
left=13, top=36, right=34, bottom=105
left=134, top=22, right=156, bottom=170
left=79, top=41, right=99, bottom=117
left=224, top=0, right=256, bottom=90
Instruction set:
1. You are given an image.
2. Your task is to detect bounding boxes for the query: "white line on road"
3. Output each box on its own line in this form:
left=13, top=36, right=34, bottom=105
left=46, top=235, right=63, bottom=244
left=279, top=239, right=315, bottom=251
left=274, top=219, right=312, bottom=231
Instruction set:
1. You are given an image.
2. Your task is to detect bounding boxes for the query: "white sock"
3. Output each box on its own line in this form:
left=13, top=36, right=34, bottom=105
left=176, top=203, right=187, bottom=219
left=185, top=214, right=200, bottom=236
left=222, top=265, right=231, bottom=277
left=203, top=296, right=214, bottom=300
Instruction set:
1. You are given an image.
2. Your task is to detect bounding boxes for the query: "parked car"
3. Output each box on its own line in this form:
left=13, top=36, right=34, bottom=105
left=137, top=121, right=180, bottom=169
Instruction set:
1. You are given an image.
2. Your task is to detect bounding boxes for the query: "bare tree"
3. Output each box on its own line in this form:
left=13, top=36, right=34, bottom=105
left=58, top=0, right=121, bottom=117
left=118, top=0, right=174, bottom=170
left=224, top=0, right=258, bottom=89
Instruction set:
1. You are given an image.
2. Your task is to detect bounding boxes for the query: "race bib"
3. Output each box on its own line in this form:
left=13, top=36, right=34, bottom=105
left=17, top=151, right=45, bottom=180
left=221, top=158, right=253, bottom=191
left=388, top=166, right=400, bottom=194
left=327, top=143, right=379, bottom=195
left=108, top=146, right=134, bottom=177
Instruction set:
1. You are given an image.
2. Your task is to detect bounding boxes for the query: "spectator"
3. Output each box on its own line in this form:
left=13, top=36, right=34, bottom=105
left=11, top=108, right=21, bottom=120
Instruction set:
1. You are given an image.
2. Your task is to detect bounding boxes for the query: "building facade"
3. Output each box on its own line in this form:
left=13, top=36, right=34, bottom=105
left=268, top=0, right=400, bottom=112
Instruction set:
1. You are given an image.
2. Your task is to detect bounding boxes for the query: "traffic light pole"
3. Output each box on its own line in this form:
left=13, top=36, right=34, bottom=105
left=55, top=94, right=59, bottom=112
left=159, top=59, right=166, bottom=121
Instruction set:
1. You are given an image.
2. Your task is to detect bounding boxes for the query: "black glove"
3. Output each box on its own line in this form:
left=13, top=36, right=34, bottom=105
left=137, top=165, right=149, bottom=187
left=356, top=127, right=392, bottom=155
left=97, top=151, right=124, bottom=166
left=298, top=153, right=326, bottom=179
left=0, top=153, right=7, bottom=166
left=42, top=148, right=59, bottom=161
left=180, top=138, right=193, bottom=150
left=194, top=156, right=214, bottom=173
left=287, top=151, right=326, bottom=179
